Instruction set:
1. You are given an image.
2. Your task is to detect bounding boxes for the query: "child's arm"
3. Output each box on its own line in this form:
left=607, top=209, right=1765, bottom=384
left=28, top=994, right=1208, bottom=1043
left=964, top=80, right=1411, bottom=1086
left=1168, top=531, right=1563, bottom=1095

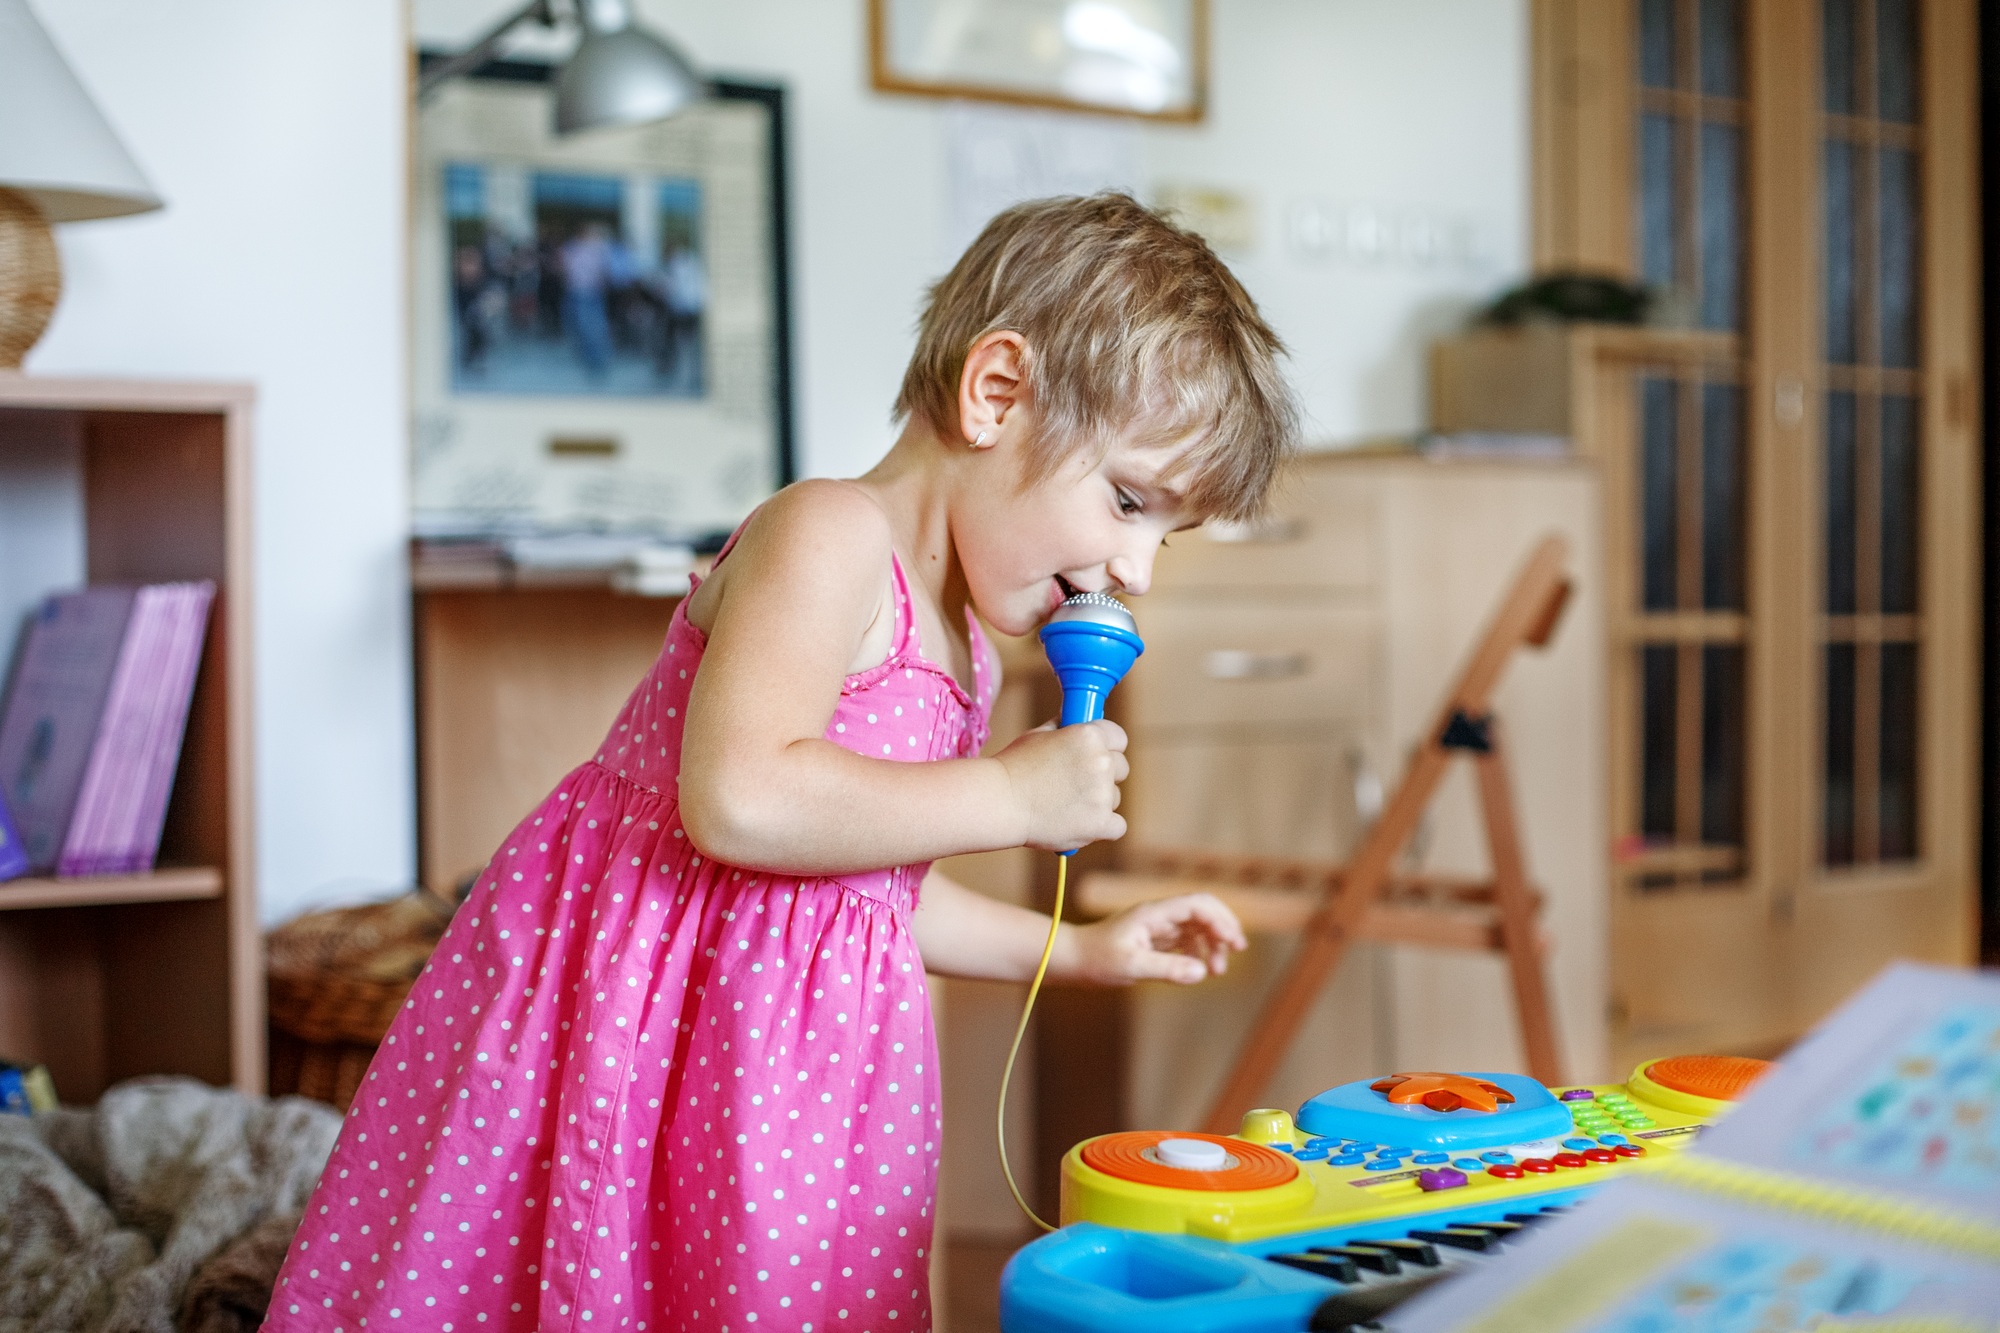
left=911, top=867, right=1245, bottom=984
left=679, top=481, right=1125, bottom=874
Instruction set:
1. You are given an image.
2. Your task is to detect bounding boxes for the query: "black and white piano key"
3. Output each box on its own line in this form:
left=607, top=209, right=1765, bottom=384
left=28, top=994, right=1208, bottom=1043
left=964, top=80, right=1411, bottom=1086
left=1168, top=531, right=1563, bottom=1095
left=1310, top=1244, right=1403, bottom=1275
left=1282, top=1204, right=1568, bottom=1333
left=1269, top=1252, right=1362, bottom=1284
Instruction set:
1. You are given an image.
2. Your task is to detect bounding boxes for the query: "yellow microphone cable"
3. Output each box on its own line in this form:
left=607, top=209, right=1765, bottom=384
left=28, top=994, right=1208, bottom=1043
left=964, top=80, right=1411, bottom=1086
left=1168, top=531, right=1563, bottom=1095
left=1002, top=588, right=1142, bottom=1232
left=997, top=852, right=1066, bottom=1232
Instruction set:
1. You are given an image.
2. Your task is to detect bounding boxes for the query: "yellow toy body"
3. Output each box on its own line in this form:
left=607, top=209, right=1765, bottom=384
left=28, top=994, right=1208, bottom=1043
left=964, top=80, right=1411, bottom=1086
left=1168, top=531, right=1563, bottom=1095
left=1061, top=1059, right=1752, bottom=1244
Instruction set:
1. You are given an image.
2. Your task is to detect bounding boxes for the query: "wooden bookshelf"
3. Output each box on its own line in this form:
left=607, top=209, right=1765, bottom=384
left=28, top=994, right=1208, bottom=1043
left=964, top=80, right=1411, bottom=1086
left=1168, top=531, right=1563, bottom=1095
left=0, top=373, right=259, bottom=1102
left=0, top=867, right=225, bottom=911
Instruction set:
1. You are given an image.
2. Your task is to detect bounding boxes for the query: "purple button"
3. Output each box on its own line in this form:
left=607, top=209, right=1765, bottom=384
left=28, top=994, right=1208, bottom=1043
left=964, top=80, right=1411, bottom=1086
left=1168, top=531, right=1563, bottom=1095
left=1417, top=1167, right=1468, bottom=1192
left=1559, top=1088, right=1596, bottom=1101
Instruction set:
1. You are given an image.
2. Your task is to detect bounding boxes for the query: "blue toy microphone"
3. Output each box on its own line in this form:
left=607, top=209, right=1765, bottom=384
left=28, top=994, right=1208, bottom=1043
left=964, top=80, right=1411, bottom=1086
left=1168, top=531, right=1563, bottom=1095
left=1038, top=590, right=1146, bottom=729
left=999, top=589, right=1146, bottom=1234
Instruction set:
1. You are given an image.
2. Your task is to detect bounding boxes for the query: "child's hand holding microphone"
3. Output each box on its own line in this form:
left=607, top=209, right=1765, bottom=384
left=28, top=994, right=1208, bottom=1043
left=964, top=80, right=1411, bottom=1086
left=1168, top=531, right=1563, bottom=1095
left=994, top=718, right=1129, bottom=852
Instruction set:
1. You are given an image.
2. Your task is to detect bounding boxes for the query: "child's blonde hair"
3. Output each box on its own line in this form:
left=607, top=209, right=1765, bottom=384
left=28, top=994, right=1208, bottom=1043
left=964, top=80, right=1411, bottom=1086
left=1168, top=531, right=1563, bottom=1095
left=895, top=193, right=1297, bottom=521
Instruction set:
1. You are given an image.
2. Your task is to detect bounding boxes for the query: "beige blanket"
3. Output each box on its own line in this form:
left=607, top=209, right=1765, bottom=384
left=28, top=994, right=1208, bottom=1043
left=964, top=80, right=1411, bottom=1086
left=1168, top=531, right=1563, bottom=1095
left=0, top=1077, right=339, bottom=1333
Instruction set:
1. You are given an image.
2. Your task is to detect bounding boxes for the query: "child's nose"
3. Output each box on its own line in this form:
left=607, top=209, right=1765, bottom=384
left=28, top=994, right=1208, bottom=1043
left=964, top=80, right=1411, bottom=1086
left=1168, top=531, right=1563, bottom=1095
left=1108, top=549, right=1154, bottom=597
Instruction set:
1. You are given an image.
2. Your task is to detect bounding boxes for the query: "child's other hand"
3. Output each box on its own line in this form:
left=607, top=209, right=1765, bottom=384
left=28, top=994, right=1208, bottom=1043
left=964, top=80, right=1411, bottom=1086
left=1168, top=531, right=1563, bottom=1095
left=994, top=720, right=1128, bottom=852
left=1069, top=894, right=1246, bottom=985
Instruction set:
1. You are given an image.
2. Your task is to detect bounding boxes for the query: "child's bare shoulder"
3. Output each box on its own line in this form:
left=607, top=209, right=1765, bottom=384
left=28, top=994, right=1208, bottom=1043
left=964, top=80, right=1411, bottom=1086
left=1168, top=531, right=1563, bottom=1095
left=689, top=480, right=895, bottom=633
left=734, top=480, right=894, bottom=572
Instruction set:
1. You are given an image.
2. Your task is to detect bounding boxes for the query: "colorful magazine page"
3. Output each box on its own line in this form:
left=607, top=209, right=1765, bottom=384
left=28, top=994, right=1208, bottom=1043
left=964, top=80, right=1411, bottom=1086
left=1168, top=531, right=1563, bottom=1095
left=1693, top=963, right=2000, bottom=1232
left=1384, top=1175, right=2000, bottom=1333
left=0, top=587, right=138, bottom=873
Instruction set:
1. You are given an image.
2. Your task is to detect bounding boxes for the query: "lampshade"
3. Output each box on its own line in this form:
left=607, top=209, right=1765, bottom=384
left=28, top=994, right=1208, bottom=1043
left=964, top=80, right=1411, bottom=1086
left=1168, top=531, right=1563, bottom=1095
left=0, top=0, right=162, bottom=221
left=553, top=0, right=703, bottom=135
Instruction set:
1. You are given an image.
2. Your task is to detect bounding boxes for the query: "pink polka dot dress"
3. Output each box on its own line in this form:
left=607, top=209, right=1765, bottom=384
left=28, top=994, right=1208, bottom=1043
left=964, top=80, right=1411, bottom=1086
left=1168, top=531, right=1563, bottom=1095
left=269, top=548, right=997, bottom=1332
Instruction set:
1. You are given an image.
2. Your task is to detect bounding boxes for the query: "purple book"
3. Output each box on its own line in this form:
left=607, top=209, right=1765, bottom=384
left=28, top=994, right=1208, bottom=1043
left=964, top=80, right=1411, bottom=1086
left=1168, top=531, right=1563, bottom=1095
left=118, top=583, right=214, bottom=873
left=61, top=583, right=213, bottom=875
left=58, top=586, right=172, bottom=876
left=0, top=787, right=26, bottom=882
left=0, top=588, right=138, bottom=874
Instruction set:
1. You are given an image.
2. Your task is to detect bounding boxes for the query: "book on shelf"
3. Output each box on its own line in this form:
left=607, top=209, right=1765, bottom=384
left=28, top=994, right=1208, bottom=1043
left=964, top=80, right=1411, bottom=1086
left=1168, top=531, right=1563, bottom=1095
left=0, top=583, right=214, bottom=879
left=0, top=786, right=25, bottom=882
left=1390, top=962, right=2000, bottom=1332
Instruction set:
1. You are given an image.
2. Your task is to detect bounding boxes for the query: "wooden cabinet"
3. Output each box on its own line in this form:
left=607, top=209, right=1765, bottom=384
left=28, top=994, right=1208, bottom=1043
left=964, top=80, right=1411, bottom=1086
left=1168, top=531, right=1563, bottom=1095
left=0, top=374, right=260, bottom=1100
left=1112, top=452, right=1609, bottom=1130
left=1437, top=322, right=1978, bottom=1070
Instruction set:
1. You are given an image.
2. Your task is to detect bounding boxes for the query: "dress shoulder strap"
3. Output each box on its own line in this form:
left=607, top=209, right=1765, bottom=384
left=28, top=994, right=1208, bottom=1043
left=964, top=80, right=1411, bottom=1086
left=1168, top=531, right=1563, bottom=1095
left=704, top=494, right=915, bottom=662
left=709, top=511, right=758, bottom=567
left=885, top=553, right=920, bottom=662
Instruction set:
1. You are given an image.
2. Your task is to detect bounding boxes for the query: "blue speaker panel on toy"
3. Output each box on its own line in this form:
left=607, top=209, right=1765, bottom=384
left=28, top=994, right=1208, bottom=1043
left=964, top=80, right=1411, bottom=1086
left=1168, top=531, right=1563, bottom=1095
left=1294, top=1072, right=1571, bottom=1152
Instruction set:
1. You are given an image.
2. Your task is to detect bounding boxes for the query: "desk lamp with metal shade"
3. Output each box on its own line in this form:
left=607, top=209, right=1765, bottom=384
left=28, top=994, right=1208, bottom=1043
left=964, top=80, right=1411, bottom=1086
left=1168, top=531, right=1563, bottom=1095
left=0, top=0, right=164, bottom=370
left=417, top=0, right=704, bottom=135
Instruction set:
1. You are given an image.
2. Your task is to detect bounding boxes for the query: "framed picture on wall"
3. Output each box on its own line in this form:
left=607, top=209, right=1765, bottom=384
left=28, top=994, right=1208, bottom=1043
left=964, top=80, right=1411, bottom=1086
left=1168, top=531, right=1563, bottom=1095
left=869, top=0, right=1207, bottom=123
left=412, top=59, right=793, bottom=540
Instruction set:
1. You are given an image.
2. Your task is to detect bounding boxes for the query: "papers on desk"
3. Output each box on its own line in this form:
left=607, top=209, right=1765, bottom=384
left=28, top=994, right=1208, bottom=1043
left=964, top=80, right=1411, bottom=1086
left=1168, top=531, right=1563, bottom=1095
left=410, top=532, right=697, bottom=594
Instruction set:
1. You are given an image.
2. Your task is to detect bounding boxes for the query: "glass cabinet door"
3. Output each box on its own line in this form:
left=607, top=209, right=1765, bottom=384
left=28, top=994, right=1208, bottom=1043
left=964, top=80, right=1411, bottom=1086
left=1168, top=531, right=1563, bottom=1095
left=1530, top=0, right=1976, bottom=1064
left=1624, top=0, right=1755, bottom=893
left=1819, top=0, right=1924, bottom=870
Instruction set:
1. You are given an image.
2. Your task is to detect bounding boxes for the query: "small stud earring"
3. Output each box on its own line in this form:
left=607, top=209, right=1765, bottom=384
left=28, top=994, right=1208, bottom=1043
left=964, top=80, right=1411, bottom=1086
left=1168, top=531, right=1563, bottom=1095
left=972, top=430, right=989, bottom=447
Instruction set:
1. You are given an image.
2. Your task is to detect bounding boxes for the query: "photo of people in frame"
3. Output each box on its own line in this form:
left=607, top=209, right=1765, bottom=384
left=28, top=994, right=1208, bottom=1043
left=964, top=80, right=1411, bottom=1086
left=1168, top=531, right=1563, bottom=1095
left=446, top=163, right=706, bottom=397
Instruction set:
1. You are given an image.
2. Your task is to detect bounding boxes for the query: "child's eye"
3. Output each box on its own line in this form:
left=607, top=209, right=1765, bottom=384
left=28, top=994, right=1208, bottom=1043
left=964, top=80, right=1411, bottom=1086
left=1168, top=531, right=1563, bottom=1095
left=1116, top=489, right=1142, bottom=515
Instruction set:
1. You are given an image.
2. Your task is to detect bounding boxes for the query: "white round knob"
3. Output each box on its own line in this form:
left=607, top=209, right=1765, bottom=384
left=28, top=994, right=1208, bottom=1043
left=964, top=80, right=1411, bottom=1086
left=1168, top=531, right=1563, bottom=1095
left=1155, top=1138, right=1228, bottom=1170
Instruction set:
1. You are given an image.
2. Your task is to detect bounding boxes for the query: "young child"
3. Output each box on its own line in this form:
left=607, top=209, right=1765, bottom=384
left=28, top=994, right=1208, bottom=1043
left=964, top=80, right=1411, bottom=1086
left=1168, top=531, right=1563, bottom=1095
left=269, top=193, right=1298, bottom=1332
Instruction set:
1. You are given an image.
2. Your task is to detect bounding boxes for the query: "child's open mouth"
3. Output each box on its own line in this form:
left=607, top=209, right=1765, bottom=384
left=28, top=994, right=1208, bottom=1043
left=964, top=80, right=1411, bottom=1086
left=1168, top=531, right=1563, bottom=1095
left=1048, top=574, right=1082, bottom=616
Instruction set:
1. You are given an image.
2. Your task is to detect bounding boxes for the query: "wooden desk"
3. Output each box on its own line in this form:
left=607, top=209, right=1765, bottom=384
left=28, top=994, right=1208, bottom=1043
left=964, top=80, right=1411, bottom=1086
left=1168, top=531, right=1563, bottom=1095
left=413, top=553, right=688, bottom=898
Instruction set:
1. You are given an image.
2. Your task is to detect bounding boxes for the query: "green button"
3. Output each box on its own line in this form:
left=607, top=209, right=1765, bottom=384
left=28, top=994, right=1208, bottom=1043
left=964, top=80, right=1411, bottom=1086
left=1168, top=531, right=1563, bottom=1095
left=1626, top=1116, right=1656, bottom=1128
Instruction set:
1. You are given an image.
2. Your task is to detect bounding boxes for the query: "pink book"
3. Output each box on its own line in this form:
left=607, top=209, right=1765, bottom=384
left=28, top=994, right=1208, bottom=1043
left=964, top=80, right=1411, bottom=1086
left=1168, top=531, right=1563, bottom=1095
left=75, top=586, right=183, bottom=875
left=57, top=586, right=172, bottom=876
left=57, top=583, right=214, bottom=877
left=110, top=583, right=213, bottom=874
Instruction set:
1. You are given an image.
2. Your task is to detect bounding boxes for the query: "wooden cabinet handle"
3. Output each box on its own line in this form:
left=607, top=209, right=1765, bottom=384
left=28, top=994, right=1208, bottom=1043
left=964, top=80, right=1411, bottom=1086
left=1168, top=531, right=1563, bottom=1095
left=1203, top=649, right=1310, bottom=680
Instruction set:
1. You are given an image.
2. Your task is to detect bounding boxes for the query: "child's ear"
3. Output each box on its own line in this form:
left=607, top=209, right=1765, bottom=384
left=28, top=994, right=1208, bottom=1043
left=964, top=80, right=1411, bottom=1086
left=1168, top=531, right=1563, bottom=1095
left=957, top=331, right=1029, bottom=449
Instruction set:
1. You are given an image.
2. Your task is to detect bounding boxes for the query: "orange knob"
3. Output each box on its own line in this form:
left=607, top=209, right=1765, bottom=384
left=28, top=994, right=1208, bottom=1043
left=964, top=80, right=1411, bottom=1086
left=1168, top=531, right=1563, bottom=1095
left=1645, top=1055, right=1771, bottom=1102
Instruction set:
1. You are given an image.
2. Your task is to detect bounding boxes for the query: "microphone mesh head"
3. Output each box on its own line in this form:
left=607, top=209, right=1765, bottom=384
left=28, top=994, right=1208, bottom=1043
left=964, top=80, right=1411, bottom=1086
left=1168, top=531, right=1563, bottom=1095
left=1049, top=591, right=1137, bottom=632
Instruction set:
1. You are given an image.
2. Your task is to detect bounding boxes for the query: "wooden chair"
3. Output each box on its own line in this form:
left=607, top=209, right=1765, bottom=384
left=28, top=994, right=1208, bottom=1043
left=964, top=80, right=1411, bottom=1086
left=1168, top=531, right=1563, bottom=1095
left=1079, top=534, right=1574, bottom=1135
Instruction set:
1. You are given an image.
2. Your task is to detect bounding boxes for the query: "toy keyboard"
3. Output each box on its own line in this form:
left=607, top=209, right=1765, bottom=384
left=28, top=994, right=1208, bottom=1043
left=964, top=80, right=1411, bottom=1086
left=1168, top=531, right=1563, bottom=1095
left=999, top=1055, right=1769, bottom=1333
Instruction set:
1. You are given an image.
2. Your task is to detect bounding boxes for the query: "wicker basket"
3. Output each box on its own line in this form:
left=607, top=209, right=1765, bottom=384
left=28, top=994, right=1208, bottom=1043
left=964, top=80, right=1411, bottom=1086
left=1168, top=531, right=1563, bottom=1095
left=266, top=890, right=457, bottom=1109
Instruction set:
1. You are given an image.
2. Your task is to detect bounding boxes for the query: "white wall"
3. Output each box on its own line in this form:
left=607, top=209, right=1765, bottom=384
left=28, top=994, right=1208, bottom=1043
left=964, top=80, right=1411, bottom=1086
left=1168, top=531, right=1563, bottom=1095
left=28, top=0, right=412, bottom=924
left=1146, top=0, right=1529, bottom=440
left=416, top=0, right=1530, bottom=474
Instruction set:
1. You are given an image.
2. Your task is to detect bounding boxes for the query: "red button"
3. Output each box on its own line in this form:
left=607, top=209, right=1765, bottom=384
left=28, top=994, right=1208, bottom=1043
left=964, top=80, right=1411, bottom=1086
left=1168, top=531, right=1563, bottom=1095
left=1552, top=1152, right=1588, bottom=1168
left=1485, top=1164, right=1524, bottom=1179
left=1614, top=1143, right=1646, bottom=1157
left=1520, top=1158, right=1556, bottom=1173
left=1583, top=1148, right=1619, bottom=1163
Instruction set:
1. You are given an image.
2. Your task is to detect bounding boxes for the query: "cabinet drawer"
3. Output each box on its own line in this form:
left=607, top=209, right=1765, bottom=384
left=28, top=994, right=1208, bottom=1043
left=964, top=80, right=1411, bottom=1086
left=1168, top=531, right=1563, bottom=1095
left=1152, top=488, right=1376, bottom=593
left=1125, top=732, right=1372, bottom=861
left=1124, top=602, right=1375, bottom=729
